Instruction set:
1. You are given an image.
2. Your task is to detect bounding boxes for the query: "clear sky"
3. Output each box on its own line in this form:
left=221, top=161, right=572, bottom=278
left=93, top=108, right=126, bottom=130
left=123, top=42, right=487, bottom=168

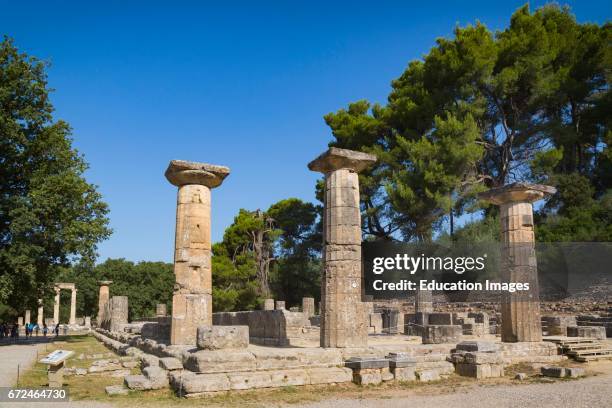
left=1, top=1, right=609, bottom=264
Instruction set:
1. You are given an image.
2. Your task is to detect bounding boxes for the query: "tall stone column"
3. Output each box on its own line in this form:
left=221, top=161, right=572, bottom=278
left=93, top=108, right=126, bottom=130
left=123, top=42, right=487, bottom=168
left=302, top=297, right=315, bottom=317
left=479, top=182, right=555, bottom=342
left=37, top=299, right=44, bottom=326
left=53, top=287, right=60, bottom=324
left=415, top=288, right=433, bottom=314
left=165, top=160, right=230, bottom=345
left=309, top=147, right=376, bottom=348
left=97, top=281, right=112, bottom=324
left=25, top=310, right=31, bottom=325
left=69, top=288, right=77, bottom=325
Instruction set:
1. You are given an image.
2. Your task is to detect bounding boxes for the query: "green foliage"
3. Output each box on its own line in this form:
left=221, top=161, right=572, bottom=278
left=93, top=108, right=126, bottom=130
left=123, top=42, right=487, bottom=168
left=324, top=4, right=610, bottom=243
left=0, top=37, right=111, bottom=317
left=51, top=259, right=174, bottom=322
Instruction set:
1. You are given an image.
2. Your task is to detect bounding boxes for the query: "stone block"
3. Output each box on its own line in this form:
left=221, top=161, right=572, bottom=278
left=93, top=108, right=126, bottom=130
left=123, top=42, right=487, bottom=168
left=456, top=341, right=499, bottom=353
left=196, top=325, right=249, bottom=350
left=181, top=373, right=231, bottom=393
left=184, top=350, right=256, bottom=373
left=393, top=366, right=416, bottom=381
left=140, top=354, right=159, bottom=367
left=270, top=369, right=310, bottom=387
left=307, top=367, right=353, bottom=384
left=541, top=366, right=566, bottom=378
left=566, top=367, right=585, bottom=378
left=228, top=372, right=272, bottom=390
left=124, top=375, right=152, bottom=390
left=567, top=326, right=606, bottom=340
left=422, top=325, right=462, bottom=344
left=122, top=361, right=139, bottom=369
left=143, top=366, right=169, bottom=389
left=353, top=368, right=382, bottom=385
left=159, top=357, right=183, bottom=371
left=428, top=313, right=454, bottom=325
left=456, top=363, right=505, bottom=378
left=416, top=369, right=440, bottom=382
left=345, top=357, right=389, bottom=370
left=463, top=352, right=504, bottom=365
left=264, top=299, right=275, bottom=310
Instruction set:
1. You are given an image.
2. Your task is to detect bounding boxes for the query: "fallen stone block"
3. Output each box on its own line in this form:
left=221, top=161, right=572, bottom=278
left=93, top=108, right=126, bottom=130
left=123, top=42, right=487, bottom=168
left=416, top=369, right=440, bottom=382
left=105, top=385, right=129, bottom=396
left=124, top=374, right=153, bottom=390
left=159, top=357, right=183, bottom=371
left=541, top=366, right=566, bottom=378
left=566, top=367, right=585, bottom=378
left=88, top=363, right=123, bottom=373
left=122, top=361, right=139, bottom=369
left=140, top=354, right=159, bottom=368
left=143, top=366, right=169, bottom=389
left=197, top=325, right=249, bottom=350
left=393, top=366, right=416, bottom=381
left=567, top=326, right=606, bottom=340
left=422, top=325, right=462, bottom=344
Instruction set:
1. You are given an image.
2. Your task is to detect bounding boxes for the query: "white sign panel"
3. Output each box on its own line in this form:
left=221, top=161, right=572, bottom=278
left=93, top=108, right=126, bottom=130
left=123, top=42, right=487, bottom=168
left=39, top=350, right=73, bottom=366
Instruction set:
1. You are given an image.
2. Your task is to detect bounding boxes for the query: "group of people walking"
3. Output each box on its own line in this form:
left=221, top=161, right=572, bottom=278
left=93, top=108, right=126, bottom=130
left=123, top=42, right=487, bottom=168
left=0, top=321, right=61, bottom=340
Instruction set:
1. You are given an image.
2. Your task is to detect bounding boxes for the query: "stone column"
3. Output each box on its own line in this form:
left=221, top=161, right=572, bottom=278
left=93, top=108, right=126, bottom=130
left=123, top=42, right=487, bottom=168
left=156, top=304, right=167, bottom=317
left=53, top=287, right=60, bottom=324
left=109, top=296, right=129, bottom=332
left=308, top=147, right=376, bottom=348
left=17, top=316, right=23, bottom=326
left=263, top=298, right=275, bottom=310
left=25, top=310, right=31, bottom=325
left=275, top=300, right=286, bottom=310
left=479, top=182, right=555, bottom=342
left=37, top=299, right=44, bottom=326
left=165, top=160, right=230, bottom=345
left=415, top=288, right=433, bottom=314
left=97, top=281, right=112, bottom=324
left=69, top=288, right=77, bottom=325
left=302, top=297, right=315, bottom=317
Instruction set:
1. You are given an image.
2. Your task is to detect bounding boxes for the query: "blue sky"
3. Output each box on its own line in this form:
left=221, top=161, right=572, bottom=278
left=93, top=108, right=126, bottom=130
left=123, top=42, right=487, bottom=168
left=1, top=1, right=609, bottom=263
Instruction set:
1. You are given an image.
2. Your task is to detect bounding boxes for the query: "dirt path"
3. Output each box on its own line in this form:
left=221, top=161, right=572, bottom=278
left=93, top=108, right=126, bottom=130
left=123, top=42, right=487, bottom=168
left=0, top=341, right=50, bottom=387
left=296, top=372, right=612, bottom=408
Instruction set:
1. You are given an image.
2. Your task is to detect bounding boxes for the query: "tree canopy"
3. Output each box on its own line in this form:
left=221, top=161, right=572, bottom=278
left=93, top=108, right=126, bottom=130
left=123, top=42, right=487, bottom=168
left=0, top=37, right=111, bottom=319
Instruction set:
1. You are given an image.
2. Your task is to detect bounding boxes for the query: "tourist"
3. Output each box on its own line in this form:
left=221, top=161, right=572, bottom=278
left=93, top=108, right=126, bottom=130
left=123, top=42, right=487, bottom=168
left=43, top=323, right=48, bottom=337
left=34, top=323, right=40, bottom=336
left=54, top=323, right=60, bottom=337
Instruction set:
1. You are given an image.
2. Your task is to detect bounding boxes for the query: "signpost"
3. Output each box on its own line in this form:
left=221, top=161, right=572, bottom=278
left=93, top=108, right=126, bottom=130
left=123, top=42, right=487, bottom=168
left=39, top=350, right=73, bottom=388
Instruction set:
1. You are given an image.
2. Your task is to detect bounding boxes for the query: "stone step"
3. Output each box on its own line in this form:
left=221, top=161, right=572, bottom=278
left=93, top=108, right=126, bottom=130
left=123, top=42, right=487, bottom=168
left=574, top=354, right=612, bottom=362
left=171, top=366, right=353, bottom=395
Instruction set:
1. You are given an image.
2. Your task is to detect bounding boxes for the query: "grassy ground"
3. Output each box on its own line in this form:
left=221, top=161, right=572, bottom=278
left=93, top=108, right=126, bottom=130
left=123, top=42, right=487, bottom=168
left=17, top=334, right=610, bottom=407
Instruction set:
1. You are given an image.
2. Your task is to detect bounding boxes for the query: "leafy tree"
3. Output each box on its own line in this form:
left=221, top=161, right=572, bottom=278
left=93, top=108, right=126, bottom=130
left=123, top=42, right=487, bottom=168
left=324, top=4, right=610, bottom=243
left=0, top=37, right=111, bottom=318
left=268, top=198, right=322, bottom=306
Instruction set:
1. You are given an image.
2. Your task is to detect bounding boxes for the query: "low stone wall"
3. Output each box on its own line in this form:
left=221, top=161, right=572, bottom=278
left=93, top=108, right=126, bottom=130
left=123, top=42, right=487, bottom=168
left=212, top=310, right=318, bottom=346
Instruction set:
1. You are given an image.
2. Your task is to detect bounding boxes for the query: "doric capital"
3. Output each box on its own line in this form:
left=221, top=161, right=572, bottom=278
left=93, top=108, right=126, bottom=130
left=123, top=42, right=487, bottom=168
left=308, top=147, right=377, bottom=174
left=479, top=182, right=556, bottom=205
left=98, top=280, right=113, bottom=286
left=165, top=160, right=230, bottom=188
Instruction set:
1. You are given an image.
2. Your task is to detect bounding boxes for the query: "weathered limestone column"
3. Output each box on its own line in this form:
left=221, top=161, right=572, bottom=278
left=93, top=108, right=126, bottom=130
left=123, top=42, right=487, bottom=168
left=97, top=281, right=112, bottom=324
left=69, top=288, right=77, bottom=325
left=479, top=182, right=555, bottom=342
left=165, top=160, right=230, bottom=345
left=309, top=147, right=376, bottom=348
left=53, top=287, right=60, bottom=324
left=302, top=297, right=315, bottom=317
left=37, top=299, right=44, bottom=326
left=156, top=304, right=167, bottom=317
left=25, top=310, right=31, bottom=325
left=275, top=301, right=286, bottom=310
left=109, top=296, right=129, bottom=332
left=17, top=316, right=23, bottom=326
left=415, top=288, right=433, bottom=314
left=263, top=299, right=275, bottom=310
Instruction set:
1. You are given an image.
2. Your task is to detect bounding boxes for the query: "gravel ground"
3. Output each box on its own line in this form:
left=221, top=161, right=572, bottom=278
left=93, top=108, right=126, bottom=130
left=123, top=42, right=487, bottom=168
left=296, top=373, right=612, bottom=408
